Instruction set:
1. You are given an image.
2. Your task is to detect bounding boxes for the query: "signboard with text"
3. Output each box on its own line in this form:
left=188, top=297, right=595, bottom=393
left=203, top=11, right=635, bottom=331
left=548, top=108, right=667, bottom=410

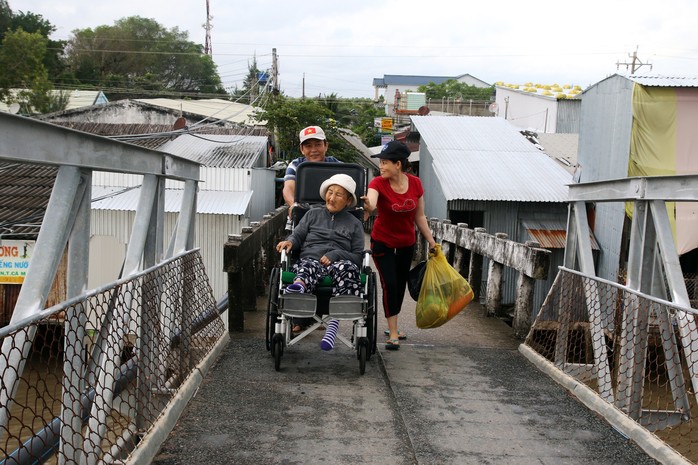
left=0, top=240, right=35, bottom=284
left=380, top=135, right=394, bottom=146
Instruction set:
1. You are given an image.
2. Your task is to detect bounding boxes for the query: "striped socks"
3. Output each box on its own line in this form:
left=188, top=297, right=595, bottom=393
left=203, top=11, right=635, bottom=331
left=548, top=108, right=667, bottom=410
left=320, top=319, right=340, bottom=351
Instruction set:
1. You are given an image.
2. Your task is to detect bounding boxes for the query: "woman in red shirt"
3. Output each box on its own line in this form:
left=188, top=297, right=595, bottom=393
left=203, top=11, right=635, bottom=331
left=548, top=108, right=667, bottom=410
left=363, top=141, right=436, bottom=350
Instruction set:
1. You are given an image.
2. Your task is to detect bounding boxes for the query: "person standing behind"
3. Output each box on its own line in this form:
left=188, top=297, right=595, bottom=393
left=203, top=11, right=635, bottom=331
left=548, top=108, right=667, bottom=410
left=283, top=126, right=340, bottom=217
left=363, top=141, right=436, bottom=350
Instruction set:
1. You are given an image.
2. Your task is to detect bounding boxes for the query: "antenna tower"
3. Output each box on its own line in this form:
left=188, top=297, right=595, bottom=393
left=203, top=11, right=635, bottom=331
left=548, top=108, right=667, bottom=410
left=617, top=46, right=652, bottom=74
left=204, top=0, right=213, bottom=56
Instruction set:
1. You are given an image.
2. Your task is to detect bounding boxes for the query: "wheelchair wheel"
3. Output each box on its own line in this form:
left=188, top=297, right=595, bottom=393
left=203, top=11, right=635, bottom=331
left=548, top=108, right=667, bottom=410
left=272, top=333, right=283, bottom=371
left=266, top=268, right=280, bottom=351
left=366, top=271, right=378, bottom=359
left=358, top=338, right=368, bottom=375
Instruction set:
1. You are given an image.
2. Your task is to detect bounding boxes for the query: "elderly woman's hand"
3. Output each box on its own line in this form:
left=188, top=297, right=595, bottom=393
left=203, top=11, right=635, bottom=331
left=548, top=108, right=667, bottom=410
left=276, top=241, right=293, bottom=253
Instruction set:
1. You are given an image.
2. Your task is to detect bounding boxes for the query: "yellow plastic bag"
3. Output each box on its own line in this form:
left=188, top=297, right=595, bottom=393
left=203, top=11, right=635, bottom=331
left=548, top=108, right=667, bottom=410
left=415, top=244, right=474, bottom=329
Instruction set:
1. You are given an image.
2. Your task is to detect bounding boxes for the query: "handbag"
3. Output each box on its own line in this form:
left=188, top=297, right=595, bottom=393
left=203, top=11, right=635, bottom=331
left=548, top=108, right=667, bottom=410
left=407, top=261, right=427, bottom=301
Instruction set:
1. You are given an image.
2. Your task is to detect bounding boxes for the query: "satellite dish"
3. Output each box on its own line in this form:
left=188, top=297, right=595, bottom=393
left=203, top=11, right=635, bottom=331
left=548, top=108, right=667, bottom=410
left=417, top=106, right=430, bottom=116
left=8, top=103, right=20, bottom=114
left=488, top=103, right=499, bottom=114
left=173, top=117, right=187, bottom=130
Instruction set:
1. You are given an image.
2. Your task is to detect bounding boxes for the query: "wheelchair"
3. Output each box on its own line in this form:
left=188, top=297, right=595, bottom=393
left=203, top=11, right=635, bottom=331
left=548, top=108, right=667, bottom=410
left=265, top=162, right=378, bottom=374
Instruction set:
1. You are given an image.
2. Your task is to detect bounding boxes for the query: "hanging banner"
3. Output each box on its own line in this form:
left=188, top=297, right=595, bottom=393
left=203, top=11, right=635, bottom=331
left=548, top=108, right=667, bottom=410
left=0, top=240, right=35, bottom=284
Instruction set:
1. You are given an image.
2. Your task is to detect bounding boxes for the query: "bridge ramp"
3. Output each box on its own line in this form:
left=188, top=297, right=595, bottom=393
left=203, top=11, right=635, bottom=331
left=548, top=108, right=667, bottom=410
left=153, top=297, right=657, bottom=465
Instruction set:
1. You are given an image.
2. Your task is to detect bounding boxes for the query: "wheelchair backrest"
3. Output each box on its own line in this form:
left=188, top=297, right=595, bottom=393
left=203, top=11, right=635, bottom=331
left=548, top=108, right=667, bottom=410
left=294, top=162, right=366, bottom=205
left=292, top=162, right=367, bottom=228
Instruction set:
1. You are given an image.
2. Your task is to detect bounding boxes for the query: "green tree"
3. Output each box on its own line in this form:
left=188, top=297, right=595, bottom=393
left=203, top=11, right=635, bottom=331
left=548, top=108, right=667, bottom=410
left=231, top=57, right=268, bottom=104
left=0, top=3, right=67, bottom=84
left=418, top=79, right=494, bottom=101
left=0, top=28, right=68, bottom=114
left=0, top=1, right=12, bottom=40
left=332, top=97, right=384, bottom=147
left=253, top=94, right=359, bottom=162
left=65, top=16, right=226, bottom=99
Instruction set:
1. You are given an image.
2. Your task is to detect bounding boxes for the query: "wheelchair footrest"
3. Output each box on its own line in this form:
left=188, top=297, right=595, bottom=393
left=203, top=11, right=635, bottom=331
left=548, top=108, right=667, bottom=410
left=281, top=294, right=317, bottom=317
left=328, top=295, right=364, bottom=319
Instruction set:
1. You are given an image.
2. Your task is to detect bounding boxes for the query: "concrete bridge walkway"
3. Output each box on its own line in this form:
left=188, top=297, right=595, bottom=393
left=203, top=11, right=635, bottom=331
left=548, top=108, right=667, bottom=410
left=151, top=282, right=657, bottom=465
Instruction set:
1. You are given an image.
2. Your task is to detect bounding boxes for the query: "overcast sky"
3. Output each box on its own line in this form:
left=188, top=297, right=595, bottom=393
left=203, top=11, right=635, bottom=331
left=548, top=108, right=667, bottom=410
left=16, top=0, right=698, bottom=99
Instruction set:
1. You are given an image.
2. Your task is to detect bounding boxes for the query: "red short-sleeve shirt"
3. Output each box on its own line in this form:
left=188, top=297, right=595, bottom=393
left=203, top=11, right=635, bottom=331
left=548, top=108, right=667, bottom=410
left=369, top=174, right=424, bottom=248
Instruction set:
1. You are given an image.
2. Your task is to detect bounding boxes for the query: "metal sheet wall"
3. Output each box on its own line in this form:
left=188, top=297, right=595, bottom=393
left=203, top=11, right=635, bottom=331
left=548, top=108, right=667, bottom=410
left=93, top=172, right=143, bottom=187
left=91, top=209, right=245, bottom=329
left=249, top=168, right=277, bottom=221
left=516, top=203, right=569, bottom=314
left=593, top=202, right=626, bottom=283
left=93, top=168, right=260, bottom=193
left=447, top=200, right=567, bottom=316
left=447, top=200, right=519, bottom=306
left=420, top=146, right=448, bottom=220
left=578, top=75, right=634, bottom=282
left=163, top=212, right=246, bottom=312
left=199, top=167, right=251, bottom=191
left=495, top=87, right=559, bottom=133
left=578, top=76, right=634, bottom=183
left=555, top=99, right=581, bottom=133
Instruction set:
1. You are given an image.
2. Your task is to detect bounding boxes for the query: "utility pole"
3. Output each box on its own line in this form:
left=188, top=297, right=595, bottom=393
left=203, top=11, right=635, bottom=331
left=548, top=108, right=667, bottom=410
left=617, top=46, right=652, bottom=74
left=203, top=0, right=213, bottom=56
left=271, top=48, right=279, bottom=94
left=302, top=73, right=305, bottom=99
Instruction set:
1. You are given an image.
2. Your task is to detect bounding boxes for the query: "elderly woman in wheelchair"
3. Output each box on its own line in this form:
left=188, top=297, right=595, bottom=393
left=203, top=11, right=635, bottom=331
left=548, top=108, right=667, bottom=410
left=276, top=173, right=364, bottom=350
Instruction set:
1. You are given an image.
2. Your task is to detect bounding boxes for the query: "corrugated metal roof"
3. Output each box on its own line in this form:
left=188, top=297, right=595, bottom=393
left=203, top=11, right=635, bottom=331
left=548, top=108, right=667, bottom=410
left=92, top=186, right=252, bottom=215
left=535, top=133, right=579, bottom=173
left=136, top=98, right=258, bottom=124
left=0, top=90, right=107, bottom=114
left=0, top=162, right=57, bottom=237
left=584, top=74, right=698, bottom=94
left=374, top=74, right=489, bottom=88
left=522, top=219, right=600, bottom=250
left=48, top=122, right=269, bottom=151
left=379, top=75, right=456, bottom=86
left=412, top=116, right=572, bottom=202
left=158, top=134, right=267, bottom=168
left=623, top=75, right=698, bottom=87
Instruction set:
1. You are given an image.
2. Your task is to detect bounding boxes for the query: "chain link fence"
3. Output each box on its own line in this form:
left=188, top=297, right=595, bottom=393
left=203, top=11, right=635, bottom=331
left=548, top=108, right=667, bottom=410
left=0, top=250, right=226, bottom=464
left=525, top=267, right=698, bottom=463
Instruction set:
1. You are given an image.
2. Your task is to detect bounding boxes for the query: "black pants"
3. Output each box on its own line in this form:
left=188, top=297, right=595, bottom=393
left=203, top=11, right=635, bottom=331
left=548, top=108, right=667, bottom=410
left=371, top=239, right=414, bottom=318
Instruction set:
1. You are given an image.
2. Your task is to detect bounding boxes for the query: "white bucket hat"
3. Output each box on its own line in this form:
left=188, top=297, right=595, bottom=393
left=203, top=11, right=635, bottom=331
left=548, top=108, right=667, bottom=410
left=319, top=174, right=357, bottom=207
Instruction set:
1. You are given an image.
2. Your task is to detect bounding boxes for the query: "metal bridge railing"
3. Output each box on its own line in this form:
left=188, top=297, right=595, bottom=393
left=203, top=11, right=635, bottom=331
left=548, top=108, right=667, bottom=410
left=524, top=267, right=698, bottom=464
left=0, top=249, right=226, bottom=465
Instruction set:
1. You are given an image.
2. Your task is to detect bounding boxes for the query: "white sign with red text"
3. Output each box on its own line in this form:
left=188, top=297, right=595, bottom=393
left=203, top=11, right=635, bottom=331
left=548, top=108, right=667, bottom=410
left=0, top=240, right=35, bottom=284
